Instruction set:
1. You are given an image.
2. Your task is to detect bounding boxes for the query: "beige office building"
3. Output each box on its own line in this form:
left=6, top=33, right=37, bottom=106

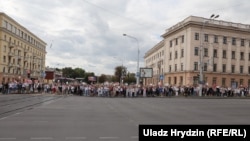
left=144, top=16, right=250, bottom=88
left=0, top=12, right=46, bottom=83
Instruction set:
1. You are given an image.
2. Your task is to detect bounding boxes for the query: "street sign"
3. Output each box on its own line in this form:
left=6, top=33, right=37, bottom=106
left=136, top=72, right=140, bottom=77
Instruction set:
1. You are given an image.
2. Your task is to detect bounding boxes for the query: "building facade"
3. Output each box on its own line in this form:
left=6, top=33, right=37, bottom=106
left=0, top=12, right=46, bottom=83
left=144, top=16, right=250, bottom=88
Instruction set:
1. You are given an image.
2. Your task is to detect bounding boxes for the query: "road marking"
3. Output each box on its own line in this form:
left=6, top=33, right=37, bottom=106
left=0, top=138, right=16, bottom=140
left=0, top=117, right=8, bottom=120
left=13, top=112, right=21, bottom=116
left=131, top=136, right=138, bottom=139
left=99, top=137, right=119, bottom=140
left=32, top=121, right=49, bottom=123
left=65, top=137, right=87, bottom=140
left=30, top=137, right=53, bottom=140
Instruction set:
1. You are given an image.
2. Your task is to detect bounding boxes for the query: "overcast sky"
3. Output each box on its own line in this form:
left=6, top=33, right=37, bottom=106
left=1, top=0, right=249, bottom=75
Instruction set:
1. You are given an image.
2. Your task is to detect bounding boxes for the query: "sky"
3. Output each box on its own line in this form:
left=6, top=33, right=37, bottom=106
left=1, top=0, right=250, bottom=75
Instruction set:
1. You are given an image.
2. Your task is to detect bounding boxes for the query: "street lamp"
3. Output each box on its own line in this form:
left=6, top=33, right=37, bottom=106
left=199, top=14, right=219, bottom=96
left=123, top=33, right=140, bottom=86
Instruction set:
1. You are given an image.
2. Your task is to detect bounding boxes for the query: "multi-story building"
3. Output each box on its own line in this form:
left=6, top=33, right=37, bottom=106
left=144, top=16, right=250, bottom=88
left=0, top=12, right=46, bottom=83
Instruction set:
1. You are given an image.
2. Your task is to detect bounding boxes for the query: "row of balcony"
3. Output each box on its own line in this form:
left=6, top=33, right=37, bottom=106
left=9, top=42, right=30, bottom=52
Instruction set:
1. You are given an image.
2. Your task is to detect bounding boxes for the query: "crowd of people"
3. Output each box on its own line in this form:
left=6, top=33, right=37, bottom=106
left=1, top=80, right=249, bottom=98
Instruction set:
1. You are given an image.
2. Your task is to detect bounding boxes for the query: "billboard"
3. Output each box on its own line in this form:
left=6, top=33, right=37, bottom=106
left=88, top=76, right=97, bottom=81
left=140, top=68, right=153, bottom=78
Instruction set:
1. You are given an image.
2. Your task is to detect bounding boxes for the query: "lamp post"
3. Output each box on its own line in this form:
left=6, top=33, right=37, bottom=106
left=199, top=14, right=219, bottom=96
left=123, top=33, right=140, bottom=86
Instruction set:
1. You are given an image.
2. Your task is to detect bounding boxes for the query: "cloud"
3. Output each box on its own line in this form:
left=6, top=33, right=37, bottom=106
left=1, top=0, right=250, bottom=75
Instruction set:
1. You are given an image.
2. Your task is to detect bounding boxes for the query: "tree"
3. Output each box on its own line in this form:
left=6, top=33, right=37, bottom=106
left=114, top=66, right=127, bottom=83
left=62, top=67, right=86, bottom=78
left=124, top=72, right=136, bottom=84
left=62, top=67, right=74, bottom=78
left=98, top=74, right=107, bottom=83
left=73, top=68, right=85, bottom=78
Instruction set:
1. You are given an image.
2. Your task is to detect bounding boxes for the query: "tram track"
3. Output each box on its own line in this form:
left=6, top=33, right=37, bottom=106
left=0, top=95, right=44, bottom=107
left=0, top=94, right=64, bottom=118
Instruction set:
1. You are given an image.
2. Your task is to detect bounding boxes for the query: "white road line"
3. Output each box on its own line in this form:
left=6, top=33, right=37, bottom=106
left=99, top=137, right=119, bottom=140
left=0, top=138, right=16, bottom=140
left=32, top=121, right=49, bottom=123
left=65, top=137, right=87, bottom=140
left=30, top=137, right=53, bottom=140
left=0, top=117, right=8, bottom=120
left=131, top=136, right=138, bottom=139
left=13, top=112, right=21, bottom=115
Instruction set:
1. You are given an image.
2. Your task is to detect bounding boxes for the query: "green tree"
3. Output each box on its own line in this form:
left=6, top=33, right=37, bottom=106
left=124, top=72, right=136, bottom=84
left=73, top=67, right=85, bottom=78
left=114, top=66, right=127, bottom=83
left=98, top=74, right=107, bottom=83
left=62, top=67, right=74, bottom=78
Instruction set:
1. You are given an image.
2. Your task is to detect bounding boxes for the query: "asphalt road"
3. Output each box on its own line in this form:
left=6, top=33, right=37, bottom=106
left=0, top=95, right=250, bottom=141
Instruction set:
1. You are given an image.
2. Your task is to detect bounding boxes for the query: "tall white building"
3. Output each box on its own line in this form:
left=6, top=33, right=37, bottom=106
left=144, top=16, right=250, bottom=88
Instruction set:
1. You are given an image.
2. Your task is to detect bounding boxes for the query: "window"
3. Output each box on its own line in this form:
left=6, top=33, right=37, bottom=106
left=240, top=52, right=244, bottom=60
left=214, top=35, right=218, bottom=43
left=213, top=64, right=217, bottom=72
left=240, top=79, right=244, bottom=85
left=223, top=36, right=227, bottom=44
left=204, top=34, right=208, bottom=42
left=181, top=63, right=183, bottom=71
left=231, top=65, right=235, bottom=73
left=169, top=65, right=171, bottom=72
left=175, top=64, right=177, bottom=71
left=195, top=33, right=199, bottom=40
left=241, top=39, right=245, bottom=46
left=222, top=78, right=226, bottom=86
left=181, top=35, right=184, bottom=43
left=213, top=49, right=217, bottom=58
left=170, top=40, right=172, bottom=47
left=4, top=45, right=6, bottom=52
left=221, top=64, right=226, bottom=73
left=194, top=47, right=199, bottom=56
left=232, top=51, right=235, bottom=59
left=174, top=77, right=177, bottom=84
left=194, top=62, right=198, bottom=71
left=240, top=66, right=244, bottom=73
left=3, top=56, right=6, bottom=62
left=3, top=20, right=8, bottom=28
left=7, top=23, right=12, bottom=31
left=212, top=77, right=217, bottom=85
left=204, top=63, right=207, bottom=71
left=204, top=48, right=208, bottom=57
left=223, top=50, right=227, bottom=58
left=175, top=51, right=178, bottom=59
left=169, top=52, right=172, bottom=60
left=180, top=76, right=183, bottom=85
left=175, top=38, right=178, bottom=45
left=232, top=37, right=236, bottom=45
left=181, top=49, right=184, bottom=57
